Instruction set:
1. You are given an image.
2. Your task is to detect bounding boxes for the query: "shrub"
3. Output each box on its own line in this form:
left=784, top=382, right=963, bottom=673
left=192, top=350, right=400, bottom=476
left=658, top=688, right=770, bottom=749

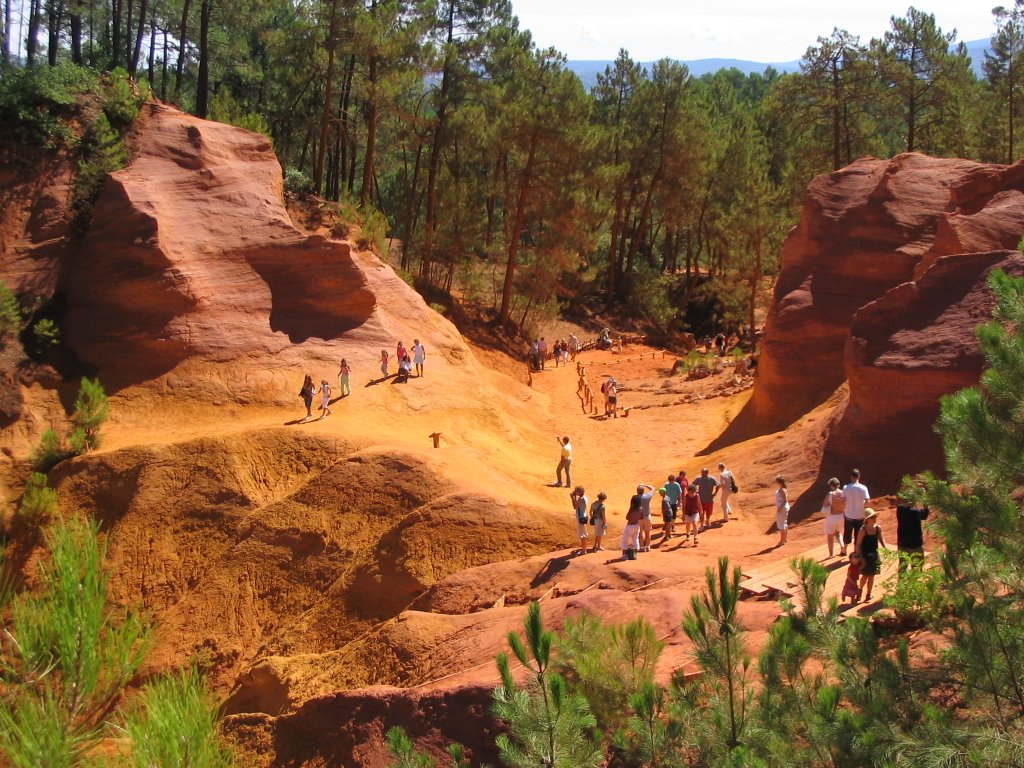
left=119, top=668, right=235, bottom=768
left=18, top=472, right=58, bottom=523
left=0, top=63, right=97, bottom=148
left=30, top=428, right=67, bottom=472
left=208, top=87, right=271, bottom=138
left=31, top=318, right=60, bottom=349
left=72, top=112, right=130, bottom=230
left=70, top=377, right=109, bottom=452
left=284, top=168, right=314, bottom=195
left=356, top=206, right=390, bottom=254
left=102, top=67, right=144, bottom=129
left=0, top=283, right=20, bottom=341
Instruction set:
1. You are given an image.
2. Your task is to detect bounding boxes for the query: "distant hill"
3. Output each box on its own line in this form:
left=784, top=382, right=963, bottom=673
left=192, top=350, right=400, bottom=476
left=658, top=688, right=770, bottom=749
left=568, top=38, right=990, bottom=90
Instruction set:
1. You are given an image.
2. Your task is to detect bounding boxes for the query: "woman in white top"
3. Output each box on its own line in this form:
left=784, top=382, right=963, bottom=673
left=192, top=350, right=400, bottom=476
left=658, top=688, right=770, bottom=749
left=822, top=476, right=845, bottom=557
left=775, top=475, right=790, bottom=547
left=412, top=339, right=426, bottom=378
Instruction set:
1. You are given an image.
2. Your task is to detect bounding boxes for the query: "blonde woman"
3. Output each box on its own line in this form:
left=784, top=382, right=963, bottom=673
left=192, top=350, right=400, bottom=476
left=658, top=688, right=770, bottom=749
left=775, top=475, right=790, bottom=547
left=822, top=477, right=846, bottom=557
left=855, top=509, right=888, bottom=601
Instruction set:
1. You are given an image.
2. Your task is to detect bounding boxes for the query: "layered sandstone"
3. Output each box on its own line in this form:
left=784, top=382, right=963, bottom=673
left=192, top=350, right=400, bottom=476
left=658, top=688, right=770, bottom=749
left=826, top=250, right=1024, bottom=489
left=745, top=154, right=1024, bottom=437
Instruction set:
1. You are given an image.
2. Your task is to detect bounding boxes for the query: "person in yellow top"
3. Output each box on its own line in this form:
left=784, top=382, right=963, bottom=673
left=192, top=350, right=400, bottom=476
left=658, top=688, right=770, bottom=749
left=555, top=435, right=573, bottom=487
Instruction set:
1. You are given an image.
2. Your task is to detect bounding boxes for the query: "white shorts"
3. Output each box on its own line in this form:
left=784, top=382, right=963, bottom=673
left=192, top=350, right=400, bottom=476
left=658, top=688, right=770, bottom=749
left=576, top=521, right=588, bottom=538
left=824, top=513, right=844, bottom=535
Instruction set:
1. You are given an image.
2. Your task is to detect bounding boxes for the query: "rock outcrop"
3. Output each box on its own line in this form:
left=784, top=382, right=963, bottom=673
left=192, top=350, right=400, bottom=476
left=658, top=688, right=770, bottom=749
left=826, top=250, right=1024, bottom=489
left=730, top=153, right=1024, bottom=493
left=745, top=154, right=1024, bottom=437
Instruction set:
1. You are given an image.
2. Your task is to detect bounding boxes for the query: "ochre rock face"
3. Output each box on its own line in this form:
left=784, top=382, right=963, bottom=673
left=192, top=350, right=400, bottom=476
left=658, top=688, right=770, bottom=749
left=826, top=251, right=1024, bottom=489
left=746, top=153, right=1024, bottom=440
left=61, top=103, right=376, bottom=387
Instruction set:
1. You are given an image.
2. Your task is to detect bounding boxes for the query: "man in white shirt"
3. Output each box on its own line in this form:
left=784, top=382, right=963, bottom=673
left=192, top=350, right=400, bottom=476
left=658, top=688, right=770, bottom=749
left=840, top=468, right=870, bottom=556
left=718, top=462, right=736, bottom=521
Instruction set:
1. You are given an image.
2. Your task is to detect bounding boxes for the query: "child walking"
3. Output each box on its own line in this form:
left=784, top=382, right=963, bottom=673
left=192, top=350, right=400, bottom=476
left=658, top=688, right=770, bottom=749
left=317, top=379, right=333, bottom=418
left=379, top=350, right=390, bottom=379
left=842, top=553, right=864, bottom=604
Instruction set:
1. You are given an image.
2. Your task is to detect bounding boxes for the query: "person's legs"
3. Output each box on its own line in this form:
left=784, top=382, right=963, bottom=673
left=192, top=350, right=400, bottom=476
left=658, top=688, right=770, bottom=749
left=721, top=490, right=731, bottom=519
left=555, top=459, right=566, bottom=486
left=565, top=459, right=572, bottom=486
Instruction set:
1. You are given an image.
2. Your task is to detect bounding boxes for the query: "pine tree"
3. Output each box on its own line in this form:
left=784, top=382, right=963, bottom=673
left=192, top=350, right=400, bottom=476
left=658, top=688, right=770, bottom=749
left=681, top=557, right=753, bottom=756
left=986, top=2, right=1024, bottom=163
left=492, top=601, right=603, bottom=768
left=70, top=377, right=110, bottom=453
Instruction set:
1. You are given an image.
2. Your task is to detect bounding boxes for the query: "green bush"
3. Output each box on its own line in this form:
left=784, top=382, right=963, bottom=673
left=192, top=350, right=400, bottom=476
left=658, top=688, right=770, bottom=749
left=30, top=428, right=67, bottom=472
left=72, top=112, right=129, bottom=229
left=208, top=87, right=271, bottom=138
left=0, top=283, right=21, bottom=340
left=284, top=168, right=314, bottom=195
left=70, top=377, right=109, bottom=452
left=356, top=206, right=390, bottom=255
left=120, top=668, right=235, bottom=768
left=102, top=67, right=144, bottom=129
left=0, top=63, right=98, bottom=148
left=18, top=472, right=58, bottom=523
left=31, top=318, right=60, bottom=349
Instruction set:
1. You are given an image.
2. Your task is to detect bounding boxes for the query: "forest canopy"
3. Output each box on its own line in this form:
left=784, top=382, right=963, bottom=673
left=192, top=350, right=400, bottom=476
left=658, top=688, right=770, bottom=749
left=0, top=1, right=1016, bottom=337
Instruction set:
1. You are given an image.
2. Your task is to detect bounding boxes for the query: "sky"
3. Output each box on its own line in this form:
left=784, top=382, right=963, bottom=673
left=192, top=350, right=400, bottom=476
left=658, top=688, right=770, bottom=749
left=510, top=0, right=995, bottom=62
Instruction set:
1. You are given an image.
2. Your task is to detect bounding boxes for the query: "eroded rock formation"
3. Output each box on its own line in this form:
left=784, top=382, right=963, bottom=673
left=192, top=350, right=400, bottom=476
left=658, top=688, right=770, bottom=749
left=740, top=153, right=1024, bottom=491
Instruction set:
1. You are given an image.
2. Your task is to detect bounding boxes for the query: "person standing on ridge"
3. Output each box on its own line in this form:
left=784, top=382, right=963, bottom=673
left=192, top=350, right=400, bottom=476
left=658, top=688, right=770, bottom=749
left=571, top=486, right=589, bottom=555
left=717, top=462, right=736, bottom=521
left=774, top=475, right=790, bottom=547
left=299, top=374, right=315, bottom=420
left=840, top=468, right=870, bottom=556
left=590, top=492, right=608, bottom=552
left=538, top=337, right=549, bottom=369
left=636, top=482, right=655, bottom=551
left=379, top=349, right=390, bottom=380
left=338, top=358, right=352, bottom=396
left=554, top=435, right=573, bottom=487
left=663, top=474, right=683, bottom=537
left=895, top=498, right=929, bottom=574
left=412, top=339, right=426, bottom=378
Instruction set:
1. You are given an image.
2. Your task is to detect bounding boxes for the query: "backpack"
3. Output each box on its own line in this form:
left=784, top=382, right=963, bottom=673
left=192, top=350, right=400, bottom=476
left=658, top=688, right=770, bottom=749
left=831, top=491, right=846, bottom=515
left=731, top=477, right=739, bottom=493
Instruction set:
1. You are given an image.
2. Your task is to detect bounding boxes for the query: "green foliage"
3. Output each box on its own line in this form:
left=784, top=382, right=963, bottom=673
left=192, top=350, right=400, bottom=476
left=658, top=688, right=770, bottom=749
left=284, top=168, right=314, bottom=196
left=31, top=318, right=61, bottom=349
left=681, top=557, right=753, bottom=755
left=70, top=377, right=110, bottom=453
left=18, top=472, right=59, bottom=524
left=0, top=516, right=151, bottom=767
left=0, top=63, right=98, bottom=148
left=30, top=428, right=68, bottom=472
left=102, top=68, right=144, bottom=130
left=385, top=727, right=432, bottom=768
left=492, top=602, right=603, bottom=768
left=118, top=668, right=234, bottom=768
left=208, top=88, right=272, bottom=139
left=0, top=283, right=21, bottom=341
left=73, top=112, right=130, bottom=230
left=555, top=611, right=663, bottom=730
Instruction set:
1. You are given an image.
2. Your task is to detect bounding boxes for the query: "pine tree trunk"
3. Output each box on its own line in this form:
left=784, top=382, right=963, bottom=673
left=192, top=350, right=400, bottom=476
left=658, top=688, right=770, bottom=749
left=195, top=0, right=210, bottom=118
left=46, top=0, right=64, bottom=67
left=69, top=1, right=82, bottom=63
left=422, top=3, right=455, bottom=278
left=27, top=0, right=41, bottom=65
left=147, top=12, right=155, bottom=84
left=360, top=54, right=378, bottom=206
left=129, top=0, right=147, bottom=74
left=313, top=0, right=339, bottom=194
left=174, top=0, right=191, bottom=97
left=498, top=133, right=538, bottom=327
left=111, top=0, right=121, bottom=66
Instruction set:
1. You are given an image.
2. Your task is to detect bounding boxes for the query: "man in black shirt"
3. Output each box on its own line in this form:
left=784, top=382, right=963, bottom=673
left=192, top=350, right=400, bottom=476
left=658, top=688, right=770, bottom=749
left=895, top=502, right=929, bottom=575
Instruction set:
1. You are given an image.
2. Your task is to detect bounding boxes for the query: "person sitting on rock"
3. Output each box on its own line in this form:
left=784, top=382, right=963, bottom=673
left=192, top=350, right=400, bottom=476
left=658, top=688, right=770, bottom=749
left=396, top=355, right=413, bottom=382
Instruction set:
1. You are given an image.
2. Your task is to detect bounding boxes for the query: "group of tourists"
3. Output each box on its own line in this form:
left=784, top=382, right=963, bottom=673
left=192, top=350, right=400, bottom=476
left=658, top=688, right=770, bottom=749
left=562, top=453, right=739, bottom=560
left=297, top=339, right=426, bottom=420
left=530, top=335, right=580, bottom=371
left=381, top=339, right=427, bottom=383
